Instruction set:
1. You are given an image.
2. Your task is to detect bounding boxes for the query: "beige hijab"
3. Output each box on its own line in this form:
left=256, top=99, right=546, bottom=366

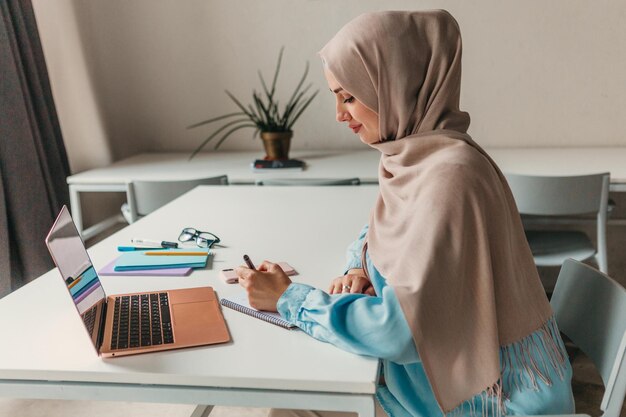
left=320, top=10, right=554, bottom=414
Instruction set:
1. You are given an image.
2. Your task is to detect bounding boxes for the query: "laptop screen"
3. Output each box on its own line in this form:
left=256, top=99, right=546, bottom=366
left=45, top=206, right=106, bottom=349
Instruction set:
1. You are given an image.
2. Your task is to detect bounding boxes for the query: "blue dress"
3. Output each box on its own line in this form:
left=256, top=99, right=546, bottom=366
left=276, top=225, right=575, bottom=417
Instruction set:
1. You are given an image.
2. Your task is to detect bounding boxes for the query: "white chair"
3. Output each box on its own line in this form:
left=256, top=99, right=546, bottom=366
left=529, top=259, right=626, bottom=417
left=255, top=177, right=361, bottom=186
left=505, top=173, right=610, bottom=274
left=121, top=175, right=229, bottom=223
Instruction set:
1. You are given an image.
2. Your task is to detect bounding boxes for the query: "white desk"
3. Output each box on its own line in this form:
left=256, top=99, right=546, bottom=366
left=67, top=147, right=626, bottom=239
left=0, top=186, right=381, bottom=416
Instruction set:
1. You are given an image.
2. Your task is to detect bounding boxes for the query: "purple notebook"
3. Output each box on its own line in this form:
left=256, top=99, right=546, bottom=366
left=98, top=258, right=192, bottom=276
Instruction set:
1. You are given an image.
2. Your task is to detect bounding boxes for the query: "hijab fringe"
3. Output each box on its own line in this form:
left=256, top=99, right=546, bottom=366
left=443, top=316, right=567, bottom=417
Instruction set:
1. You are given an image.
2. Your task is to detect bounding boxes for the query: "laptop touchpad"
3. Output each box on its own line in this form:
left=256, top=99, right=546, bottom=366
left=173, top=302, right=220, bottom=328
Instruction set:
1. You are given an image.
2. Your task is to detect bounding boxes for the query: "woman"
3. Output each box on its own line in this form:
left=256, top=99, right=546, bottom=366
left=235, top=10, right=575, bottom=417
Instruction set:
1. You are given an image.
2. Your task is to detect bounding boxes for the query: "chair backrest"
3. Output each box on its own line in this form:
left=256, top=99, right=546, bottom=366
left=126, top=175, right=228, bottom=221
left=506, top=172, right=610, bottom=273
left=551, top=259, right=626, bottom=417
left=505, top=173, right=610, bottom=216
left=255, top=177, right=361, bottom=186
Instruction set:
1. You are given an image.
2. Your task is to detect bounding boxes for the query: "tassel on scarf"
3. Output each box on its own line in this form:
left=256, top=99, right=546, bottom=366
left=443, top=316, right=568, bottom=417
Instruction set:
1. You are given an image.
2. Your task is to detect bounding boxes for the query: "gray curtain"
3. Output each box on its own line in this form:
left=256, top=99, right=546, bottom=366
left=0, top=0, right=71, bottom=297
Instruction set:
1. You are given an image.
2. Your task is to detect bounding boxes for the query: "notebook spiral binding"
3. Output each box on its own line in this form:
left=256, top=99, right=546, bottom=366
left=220, top=298, right=296, bottom=329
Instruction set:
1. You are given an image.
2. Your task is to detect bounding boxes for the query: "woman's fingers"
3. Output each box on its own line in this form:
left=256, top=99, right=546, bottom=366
left=333, top=278, right=345, bottom=294
left=235, top=266, right=255, bottom=288
left=341, top=275, right=355, bottom=293
left=342, top=274, right=371, bottom=294
left=364, top=286, right=377, bottom=296
left=329, top=273, right=375, bottom=295
left=345, top=275, right=371, bottom=294
left=258, top=260, right=275, bottom=272
left=239, top=263, right=292, bottom=312
left=348, top=276, right=368, bottom=294
left=339, top=280, right=352, bottom=293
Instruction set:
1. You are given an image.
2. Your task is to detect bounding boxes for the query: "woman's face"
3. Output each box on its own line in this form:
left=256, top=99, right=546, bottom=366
left=324, top=68, right=380, bottom=145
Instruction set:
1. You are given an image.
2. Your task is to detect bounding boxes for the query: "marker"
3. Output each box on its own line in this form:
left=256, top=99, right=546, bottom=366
left=131, top=238, right=178, bottom=248
left=243, top=254, right=256, bottom=270
left=117, top=246, right=165, bottom=251
left=144, top=251, right=208, bottom=256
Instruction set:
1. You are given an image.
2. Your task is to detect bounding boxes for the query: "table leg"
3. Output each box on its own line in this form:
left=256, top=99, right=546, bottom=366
left=69, top=184, right=83, bottom=235
left=190, top=405, right=214, bottom=417
left=66, top=183, right=127, bottom=239
left=355, top=398, right=376, bottom=417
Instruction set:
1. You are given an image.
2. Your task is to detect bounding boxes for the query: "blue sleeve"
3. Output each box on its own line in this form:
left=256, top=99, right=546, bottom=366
left=344, top=224, right=369, bottom=273
left=277, top=282, right=420, bottom=364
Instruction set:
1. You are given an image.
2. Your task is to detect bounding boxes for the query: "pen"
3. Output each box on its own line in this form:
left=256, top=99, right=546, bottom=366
left=144, top=251, right=208, bottom=256
left=243, top=254, right=256, bottom=270
left=131, top=238, right=178, bottom=248
left=118, top=246, right=165, bottom=251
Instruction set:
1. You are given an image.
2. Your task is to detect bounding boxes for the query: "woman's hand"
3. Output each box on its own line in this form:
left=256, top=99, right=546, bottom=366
left=329, top=268, right=376, bottom=295
left=235, top=260, right=292, bottom=312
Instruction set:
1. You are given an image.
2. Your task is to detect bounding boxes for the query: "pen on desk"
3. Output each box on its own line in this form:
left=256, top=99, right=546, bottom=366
left=144, top=251, right=208, bottom=256
left=243, top=254, right=256, bottom=270
left=117, top=246, right=165, bottom=251
left=131, top=238, right=178, bottom=248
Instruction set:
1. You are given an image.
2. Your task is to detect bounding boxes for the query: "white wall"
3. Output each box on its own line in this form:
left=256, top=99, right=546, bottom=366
left=32, top=0, right=122, bottom=227
left=31, top=0, right=112, bottom=173
left=34, top=0, right=626, bottom=167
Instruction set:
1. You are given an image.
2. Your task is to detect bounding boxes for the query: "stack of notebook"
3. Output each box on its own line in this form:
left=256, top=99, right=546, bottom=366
left=99, top=248, right=210, bottom=276
left=251, top=158, right=305, bottom=172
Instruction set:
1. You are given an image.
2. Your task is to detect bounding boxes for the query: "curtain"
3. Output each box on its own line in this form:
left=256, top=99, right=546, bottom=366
left=0, top=0, right=71, bottom=297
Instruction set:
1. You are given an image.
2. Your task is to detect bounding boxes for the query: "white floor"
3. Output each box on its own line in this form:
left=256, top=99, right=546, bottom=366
left=0, top=400, right=268, bottom=417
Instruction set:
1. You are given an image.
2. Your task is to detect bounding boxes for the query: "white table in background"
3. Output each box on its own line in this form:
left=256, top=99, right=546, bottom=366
left=486, top=147, right=626, bottom=191
left=0, top=186, right=381, bottom=417
left=67, top=150, right=381, bottom=238
left=67, top=146, right=626, bottom=239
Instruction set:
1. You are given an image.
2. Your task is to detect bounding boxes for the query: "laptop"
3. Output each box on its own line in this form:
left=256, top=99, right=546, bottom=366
left=45, top=205, right=230, bottom=358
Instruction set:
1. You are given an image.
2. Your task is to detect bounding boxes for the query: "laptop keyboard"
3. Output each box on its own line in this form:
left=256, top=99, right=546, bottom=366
left=82, top=304, right=98, bottom=336
left=111, top=292, right=174, bottom=350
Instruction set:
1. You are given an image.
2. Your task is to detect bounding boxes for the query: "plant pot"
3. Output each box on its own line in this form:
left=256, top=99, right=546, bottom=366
left=261, top=131, right=293, bottom=160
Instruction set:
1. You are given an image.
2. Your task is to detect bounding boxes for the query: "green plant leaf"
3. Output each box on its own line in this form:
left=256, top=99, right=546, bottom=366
left=287, top=89, right=319, bottom=130
left=188, top=118, right=250, bottom=160
left=253, top=92, right=273, bottom=128
left=269, top=47, right=284, bottom=98
left=270, top=102, right=280, bottom=127
left=213, top=123, right=257, bottom=150
left=187, top=112, right=245, bottom=129
left=258, top=70, right=271, bottom=102
left=285, top=61, right=310, bottom=111
left=258, top=47, right=283, bottom=112
left=247, top=104, right=262, bottom=125
left=225, top=90, right=257, bottom=121
left=189, top=47, right=314, bottom=158
left=248, top=97, right=267, bottom=126
left=282, top=83, right=313, bottom=125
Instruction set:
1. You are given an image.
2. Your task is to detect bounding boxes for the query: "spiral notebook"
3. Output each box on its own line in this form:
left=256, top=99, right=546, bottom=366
left=220, top=294, right=297, bottom=330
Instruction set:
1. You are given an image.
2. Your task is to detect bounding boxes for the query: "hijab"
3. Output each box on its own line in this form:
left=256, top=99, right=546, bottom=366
left=320, top=10, right=556, bottom=414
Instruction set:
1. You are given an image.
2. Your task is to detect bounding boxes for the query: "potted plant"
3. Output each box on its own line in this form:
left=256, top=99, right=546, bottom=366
left=188, top=48, right=318, bottom=160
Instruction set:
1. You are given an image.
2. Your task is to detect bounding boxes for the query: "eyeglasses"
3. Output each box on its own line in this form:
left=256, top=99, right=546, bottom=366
left=178, top=227, right=221, bottom=248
